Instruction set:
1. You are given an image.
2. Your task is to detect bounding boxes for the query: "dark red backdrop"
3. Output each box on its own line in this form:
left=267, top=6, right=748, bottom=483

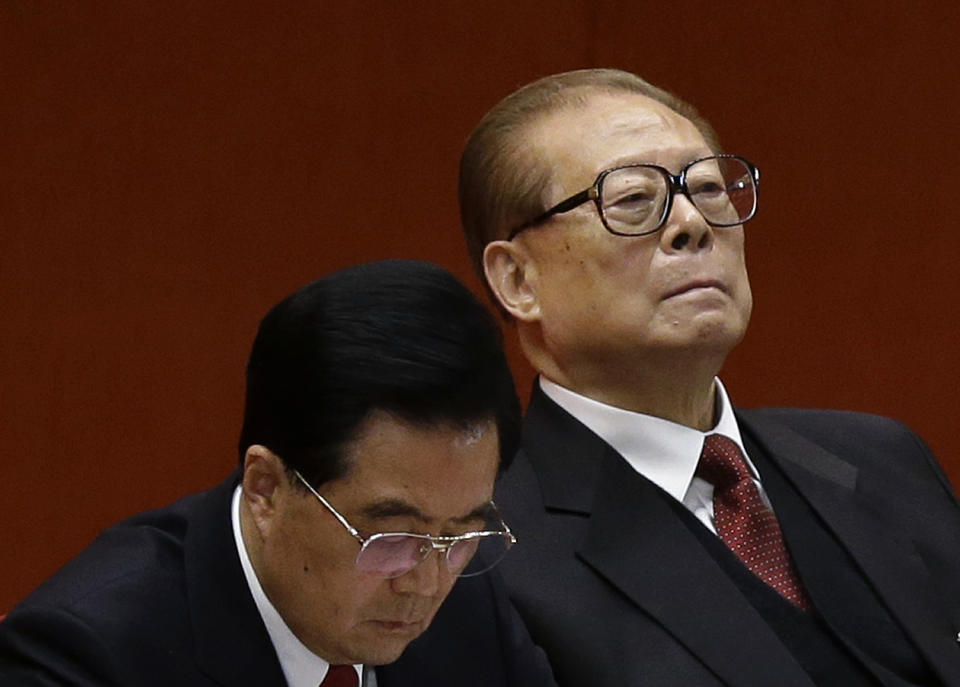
left=2, top=1, right=958, bottom=612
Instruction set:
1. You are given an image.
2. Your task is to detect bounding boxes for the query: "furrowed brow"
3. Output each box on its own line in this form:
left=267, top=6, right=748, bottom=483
left=358, top=499, right=499, bottom=527
left=452, top=501, right=499, bottom=526
left=359, top=498, right=428, bottom=523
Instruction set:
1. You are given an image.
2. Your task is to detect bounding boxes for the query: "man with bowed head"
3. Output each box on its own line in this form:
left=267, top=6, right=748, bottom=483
left=459, top=68, right=960, bottom=685
left=0, top=260, right=556, bottom=686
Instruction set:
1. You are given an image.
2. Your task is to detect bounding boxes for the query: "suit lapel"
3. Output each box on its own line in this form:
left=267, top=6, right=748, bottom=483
left=184, top=473, right=287, bottom=686
left=739, top=410, right=960, bottom=685
left=523, top=390, right=815, bottom=687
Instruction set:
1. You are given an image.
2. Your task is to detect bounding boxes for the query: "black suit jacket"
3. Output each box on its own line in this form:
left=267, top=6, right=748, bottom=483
left=0, top=473, right=555, bottom=686
left=495, top=387, right=960, bottom=686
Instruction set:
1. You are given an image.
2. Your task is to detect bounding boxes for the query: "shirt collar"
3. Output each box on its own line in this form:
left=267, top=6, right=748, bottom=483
left=231, top=487, right=364, bottom=687
left=538, top=376, right=751, bottom=501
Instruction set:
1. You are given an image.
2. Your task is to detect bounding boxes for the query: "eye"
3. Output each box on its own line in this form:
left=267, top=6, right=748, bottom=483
left=689, top=179, right=726, bottom=197
left=603, top=184, right=661, bottom=217
left=599, top=167, right=668, bottom=227
left=611, top=191, right=656, bottom=208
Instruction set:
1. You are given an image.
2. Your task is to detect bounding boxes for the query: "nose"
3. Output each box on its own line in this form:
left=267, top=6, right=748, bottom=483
left=660, top=193, right=714, bottom=252
left=390, top=549, right=447, bottom=597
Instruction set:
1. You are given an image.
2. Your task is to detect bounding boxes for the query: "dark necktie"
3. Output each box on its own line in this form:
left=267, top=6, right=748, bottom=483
left=320, top=665, right=358, bottom=687
left=697, top=434, right=810, bottom=610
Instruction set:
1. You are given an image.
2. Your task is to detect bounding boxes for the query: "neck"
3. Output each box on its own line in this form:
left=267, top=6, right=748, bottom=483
left=521, top=329, right=724, bottom=431
left=550, top=371, right=718, bottom=430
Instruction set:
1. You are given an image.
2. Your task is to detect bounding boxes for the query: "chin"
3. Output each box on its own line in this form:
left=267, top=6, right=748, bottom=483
left=347, top=622, right=430, bottom=666
left=677, top=309, right=746, bottom=343
left=700, top=324, right=748, bottom=352
left=354, top=640, right=414, bottom=667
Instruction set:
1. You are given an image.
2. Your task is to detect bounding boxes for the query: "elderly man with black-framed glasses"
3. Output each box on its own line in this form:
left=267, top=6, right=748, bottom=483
left=458, top=68, right=960, bottom=687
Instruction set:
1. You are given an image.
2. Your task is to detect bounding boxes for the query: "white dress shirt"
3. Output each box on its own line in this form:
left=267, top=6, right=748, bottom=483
left=231, top=488, right=373, bottom=687
left=539, top=376, right=773, bottom=533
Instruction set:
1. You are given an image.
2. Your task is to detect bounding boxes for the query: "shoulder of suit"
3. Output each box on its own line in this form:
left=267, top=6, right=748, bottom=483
left=9, top=478, right=231, bottom=626
left=738, top=406, right=940, bottom=482
left=739, top=406, right=916, bottom=440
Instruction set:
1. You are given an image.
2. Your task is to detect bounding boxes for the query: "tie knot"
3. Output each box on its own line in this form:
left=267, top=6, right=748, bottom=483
left=697, top=434, right=751, bottom=491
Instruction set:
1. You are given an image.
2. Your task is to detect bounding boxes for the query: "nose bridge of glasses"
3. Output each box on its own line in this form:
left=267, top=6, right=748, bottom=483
left=421, top=534, right=482, bottom=572
left=403, top=536, right=460, bottom=580
left=399, top=534, right=444, bottom=564
left=666, top=170, right=690, bottom=208
left=667, top=172, right=708, bottom=226
left=418, top=536, right=445, bottom=554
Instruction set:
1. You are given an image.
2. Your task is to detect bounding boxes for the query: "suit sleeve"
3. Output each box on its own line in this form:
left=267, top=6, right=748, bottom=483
left=0, top=606, right=123, bottom=686
left=894, top=423, right=960, bottom=598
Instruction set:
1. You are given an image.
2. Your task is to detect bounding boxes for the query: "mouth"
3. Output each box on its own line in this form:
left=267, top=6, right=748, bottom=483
left=369, top=619, right=425, bottom=634
left=664, top=279, right=726, bottom=299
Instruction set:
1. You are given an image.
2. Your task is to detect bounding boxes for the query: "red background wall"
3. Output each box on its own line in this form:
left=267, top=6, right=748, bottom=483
left=2, top=1, right=958, bottom=612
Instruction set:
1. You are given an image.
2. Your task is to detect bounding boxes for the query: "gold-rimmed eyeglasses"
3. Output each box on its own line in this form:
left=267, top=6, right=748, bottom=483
left=293, top=470, right=516, bottom=579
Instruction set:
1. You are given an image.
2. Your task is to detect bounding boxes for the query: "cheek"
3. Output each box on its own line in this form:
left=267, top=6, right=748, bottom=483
left=335, top=577, right=395, bottom=623
left=288, top=560, right=389, bottom=637
left=739, top=273, right=753, bottom=317
left=536, top=235, right=651, bottom=307
left=730, top=241, right=753, bottom=312
left=262, top=521, right=363, bottom=618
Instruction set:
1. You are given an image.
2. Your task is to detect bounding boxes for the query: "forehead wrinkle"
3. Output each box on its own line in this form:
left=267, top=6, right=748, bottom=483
left=535, top=94, right=709, bottom=181
left=604, top=107, right=671, bottom=135
left=601, top=117, right=708, bottom=169
left=537, top=94, right=672, bottom=146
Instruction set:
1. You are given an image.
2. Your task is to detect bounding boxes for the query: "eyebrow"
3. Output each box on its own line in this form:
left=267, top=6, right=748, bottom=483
left=358, top=498, right=498, bottom=527
left=606, top=149, right=713, bottom=174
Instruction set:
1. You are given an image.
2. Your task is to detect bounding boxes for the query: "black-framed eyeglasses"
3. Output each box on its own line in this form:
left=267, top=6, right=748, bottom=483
left=508, top=154, right=760, bottom=240
left=293, top=470, right=516, bottom=579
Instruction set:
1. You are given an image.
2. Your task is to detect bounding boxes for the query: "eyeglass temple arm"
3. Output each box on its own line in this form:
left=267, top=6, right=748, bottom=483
left=508, top=187, right=598, bottom=240
left=489, top=500, right=515, bottom=540
left=293, top=470, right=365, bottom=545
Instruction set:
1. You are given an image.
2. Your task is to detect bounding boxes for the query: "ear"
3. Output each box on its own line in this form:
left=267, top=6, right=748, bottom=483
left=483, top=240, right=541, bottom=321
left=241, top=445, right=287, bottom=537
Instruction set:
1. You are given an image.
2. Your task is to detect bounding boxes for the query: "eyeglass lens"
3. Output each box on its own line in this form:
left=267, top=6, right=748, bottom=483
left=600, top=157, right=756, bottom=235
left=355, top=532, right=513, bottom=579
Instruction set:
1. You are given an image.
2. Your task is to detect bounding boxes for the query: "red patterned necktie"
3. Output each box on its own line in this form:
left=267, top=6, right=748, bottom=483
left=320, top=665, right=358, bottom=687
left=697, top=434, right=810, bottom=610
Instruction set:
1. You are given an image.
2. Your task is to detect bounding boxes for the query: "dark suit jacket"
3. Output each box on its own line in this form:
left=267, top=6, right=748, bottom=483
left=496, top=387, right=960, bottom=686
left=0, top=473, right=555, bottom=686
